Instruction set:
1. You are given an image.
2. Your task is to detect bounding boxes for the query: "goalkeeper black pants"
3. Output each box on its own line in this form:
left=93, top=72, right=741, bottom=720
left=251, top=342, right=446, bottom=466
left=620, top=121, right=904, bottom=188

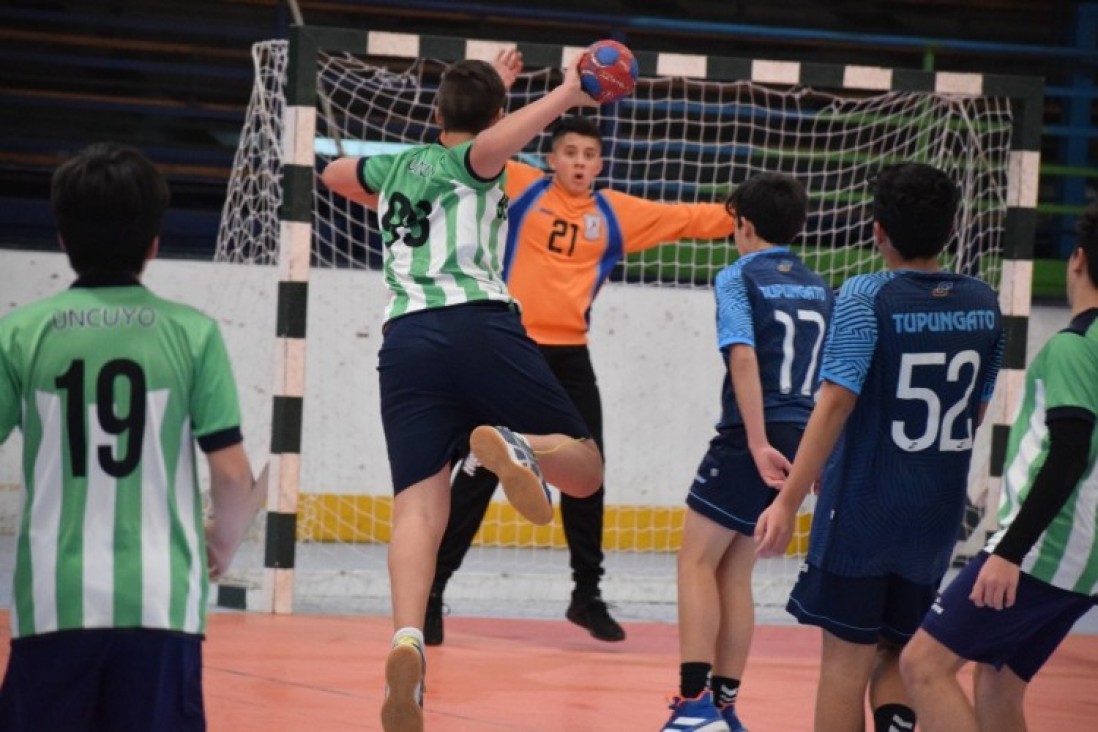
left=433, top=344, right=607, bottom=599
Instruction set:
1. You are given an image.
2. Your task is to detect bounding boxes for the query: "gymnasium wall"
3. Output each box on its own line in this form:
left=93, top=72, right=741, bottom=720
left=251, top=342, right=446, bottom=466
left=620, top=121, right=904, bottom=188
left=0, top=249, right=1071, bottom=516
left=0, top=250, right=720, bottom=509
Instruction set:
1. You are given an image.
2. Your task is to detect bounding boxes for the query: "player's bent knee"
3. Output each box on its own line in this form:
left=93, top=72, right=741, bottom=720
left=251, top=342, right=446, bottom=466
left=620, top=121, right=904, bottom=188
left=898, top=633, right=941, bottom=688
left=574, top=473, right=602, bottom=498
left=575, top=443, right=604, bottom=497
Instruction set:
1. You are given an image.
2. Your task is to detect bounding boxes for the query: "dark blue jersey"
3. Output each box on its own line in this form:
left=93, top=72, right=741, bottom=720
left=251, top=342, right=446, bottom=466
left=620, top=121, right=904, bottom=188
left=714, top=247, right=833, bottom=430
left=808, top=270, right=1004, bottom=583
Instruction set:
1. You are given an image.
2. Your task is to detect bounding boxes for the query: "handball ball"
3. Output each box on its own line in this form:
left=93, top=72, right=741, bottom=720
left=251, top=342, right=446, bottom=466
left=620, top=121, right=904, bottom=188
left=578, top=40, right=638, bottom=104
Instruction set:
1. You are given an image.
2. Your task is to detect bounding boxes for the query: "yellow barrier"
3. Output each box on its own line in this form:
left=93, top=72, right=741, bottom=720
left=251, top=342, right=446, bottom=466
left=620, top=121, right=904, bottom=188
left=296, top=494, right=813, bottom=557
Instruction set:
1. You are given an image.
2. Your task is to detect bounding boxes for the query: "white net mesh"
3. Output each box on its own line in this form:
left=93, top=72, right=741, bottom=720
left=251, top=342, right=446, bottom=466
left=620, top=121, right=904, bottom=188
left=217, top=41, right=288, bottom=266
left=213, top=40, right=1013, bottom=616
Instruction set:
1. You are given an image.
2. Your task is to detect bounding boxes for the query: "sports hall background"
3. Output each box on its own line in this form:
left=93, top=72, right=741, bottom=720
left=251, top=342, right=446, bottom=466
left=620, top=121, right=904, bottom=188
left=0, top=0, right=1092, bottom=271
left=1, top=3, right=1096, bottom=729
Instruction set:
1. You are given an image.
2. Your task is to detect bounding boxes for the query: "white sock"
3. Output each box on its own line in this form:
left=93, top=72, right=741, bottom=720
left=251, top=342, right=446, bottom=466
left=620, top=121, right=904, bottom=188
left=393, top=627, right=425, bottom=647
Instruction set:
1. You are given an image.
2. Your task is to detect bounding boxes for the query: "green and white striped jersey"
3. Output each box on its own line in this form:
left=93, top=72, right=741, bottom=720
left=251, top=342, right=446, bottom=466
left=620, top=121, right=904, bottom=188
left=360, top=140, right=514, bottom=321
left=0, top=277, right=243, bottom=638
left=987, top=310, right=1098, bottom=595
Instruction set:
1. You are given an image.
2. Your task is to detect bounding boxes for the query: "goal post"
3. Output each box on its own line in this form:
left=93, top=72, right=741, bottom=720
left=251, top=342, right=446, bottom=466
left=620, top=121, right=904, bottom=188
left=215, top=25, right=1043, bottom=614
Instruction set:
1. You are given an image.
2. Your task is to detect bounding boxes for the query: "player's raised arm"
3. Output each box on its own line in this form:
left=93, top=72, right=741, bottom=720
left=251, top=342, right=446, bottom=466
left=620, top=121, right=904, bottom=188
left=320, top=157, right=380, bottom=209
left=468, top=56, right=597, bottom=180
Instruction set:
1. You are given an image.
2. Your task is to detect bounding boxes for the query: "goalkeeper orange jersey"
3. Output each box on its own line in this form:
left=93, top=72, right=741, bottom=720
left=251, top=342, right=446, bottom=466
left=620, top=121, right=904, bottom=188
left=502, top=161, right=735, bottom=345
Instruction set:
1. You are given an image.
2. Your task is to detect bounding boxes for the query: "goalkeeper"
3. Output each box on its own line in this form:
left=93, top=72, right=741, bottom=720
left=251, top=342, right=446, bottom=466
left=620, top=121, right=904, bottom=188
left=426, top=51, right=736, bottom=646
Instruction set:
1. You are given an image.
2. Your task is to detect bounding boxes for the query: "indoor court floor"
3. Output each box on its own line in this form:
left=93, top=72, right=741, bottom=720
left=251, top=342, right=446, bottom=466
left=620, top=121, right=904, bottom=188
left=5, top=609, right=1088, bottom=730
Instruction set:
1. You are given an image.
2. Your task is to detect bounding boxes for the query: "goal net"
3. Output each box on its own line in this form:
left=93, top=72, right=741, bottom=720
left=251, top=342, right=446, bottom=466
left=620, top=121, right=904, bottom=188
left=213, top=34, right=1026, bottom=617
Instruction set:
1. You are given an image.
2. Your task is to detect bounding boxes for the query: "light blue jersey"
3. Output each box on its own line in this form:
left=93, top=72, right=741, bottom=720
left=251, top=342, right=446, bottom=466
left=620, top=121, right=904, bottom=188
left=714, top=247, right=833, bottom=430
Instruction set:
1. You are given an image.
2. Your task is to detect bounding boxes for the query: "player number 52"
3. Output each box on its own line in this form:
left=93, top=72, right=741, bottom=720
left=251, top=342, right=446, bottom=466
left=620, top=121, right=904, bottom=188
left=892, top=350, right=981, bottom=452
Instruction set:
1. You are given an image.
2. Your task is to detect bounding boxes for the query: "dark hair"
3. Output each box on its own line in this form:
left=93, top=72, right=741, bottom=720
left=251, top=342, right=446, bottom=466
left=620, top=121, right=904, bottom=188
left=436, top=60, right=506, bottom=134
left=725, top=171, right=807, bottom=244
left=871, top=163, right=959, bottom=260
left=1075, top=203, right=1098, bottom=286
left=50, top=143, right=169, bottom=275
left=550, top=115, right=602, bottom=147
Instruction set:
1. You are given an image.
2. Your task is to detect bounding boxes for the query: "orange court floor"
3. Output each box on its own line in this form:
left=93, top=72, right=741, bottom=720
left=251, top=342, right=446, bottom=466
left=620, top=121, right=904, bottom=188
left=1, top=610, right=1095, bottom=730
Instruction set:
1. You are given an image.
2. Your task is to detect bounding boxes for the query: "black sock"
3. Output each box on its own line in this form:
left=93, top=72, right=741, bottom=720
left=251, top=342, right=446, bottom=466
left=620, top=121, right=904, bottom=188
left=873, top=703, right=916, bottom=732
left=710, top=675, right=740, bottom=707
left=679, top=662, right=711, bottom=699
left=572, top=588, right=599, bottom=605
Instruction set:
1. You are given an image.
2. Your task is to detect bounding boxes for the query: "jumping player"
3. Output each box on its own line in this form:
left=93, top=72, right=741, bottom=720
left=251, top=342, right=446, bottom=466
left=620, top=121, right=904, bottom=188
left=0, top=143, right=263, bottom=731
left=900, top=203, right=1098, bottom=732
left=755, top=162, right=1004, bottom=732
left=428, top=111, right=736, bottom=646
left=661, top=172, right=832, bottom=732
left=319, top=57, right=607, bottom=732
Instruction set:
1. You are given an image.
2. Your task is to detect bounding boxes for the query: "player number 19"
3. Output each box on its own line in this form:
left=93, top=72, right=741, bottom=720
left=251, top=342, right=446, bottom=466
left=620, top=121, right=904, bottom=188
left=55, top=358, right=147, bottom=479
left=892, top=350, right=981, bottom=452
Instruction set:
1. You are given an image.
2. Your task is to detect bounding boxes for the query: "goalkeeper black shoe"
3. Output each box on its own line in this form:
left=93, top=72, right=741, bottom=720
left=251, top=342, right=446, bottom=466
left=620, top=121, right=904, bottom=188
left=566, top=595, right=625, bottom=642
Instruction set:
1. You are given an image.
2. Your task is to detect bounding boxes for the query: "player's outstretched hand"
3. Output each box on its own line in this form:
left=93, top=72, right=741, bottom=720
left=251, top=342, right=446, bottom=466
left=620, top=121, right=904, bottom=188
left=755, top=499, right=795, bottom=557
left=493, top=48, right=523, bottom=90
left=563, top=55, right=600, bottom=108
left=969, top=553, right=1020, bottom=610
left=750, top=444, right=791, bottom=489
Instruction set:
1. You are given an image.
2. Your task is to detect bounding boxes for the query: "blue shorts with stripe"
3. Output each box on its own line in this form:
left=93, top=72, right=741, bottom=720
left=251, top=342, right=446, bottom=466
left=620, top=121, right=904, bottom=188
left=787, top=562, right=941, bottom=645
left=920, top=552, right=1097, bottom=681
left=0, top=628, right=205, bottom=732
left=686, top=423, right=804, bottom=537
left=379, top=301, right=590, bottom=493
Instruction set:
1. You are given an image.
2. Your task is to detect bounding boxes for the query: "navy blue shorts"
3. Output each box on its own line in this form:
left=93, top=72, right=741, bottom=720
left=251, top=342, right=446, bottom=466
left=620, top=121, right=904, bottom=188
left=686, top=424, right=804, bottom=536
left=379, top=301, right=590, bottom=492
left=920, top=552, right=1097, bottom=681
left=787, top=562, right=940, bottom=645
left=0, top=628, right=205, bottom=732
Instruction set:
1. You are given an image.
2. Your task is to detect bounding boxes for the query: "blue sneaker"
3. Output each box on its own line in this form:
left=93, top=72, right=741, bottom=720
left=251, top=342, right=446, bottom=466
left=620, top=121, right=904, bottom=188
left=381, top=635, right=425, bottom=732
left=661, top=693, right=730, bottom=732
left=720, top=704, right=748, bottom=732
left=470, top=425, right=553, bottom=525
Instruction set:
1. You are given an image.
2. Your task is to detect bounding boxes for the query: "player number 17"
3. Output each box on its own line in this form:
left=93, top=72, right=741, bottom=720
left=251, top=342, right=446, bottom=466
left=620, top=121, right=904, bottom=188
left=774, top=309, right=827, bottom=396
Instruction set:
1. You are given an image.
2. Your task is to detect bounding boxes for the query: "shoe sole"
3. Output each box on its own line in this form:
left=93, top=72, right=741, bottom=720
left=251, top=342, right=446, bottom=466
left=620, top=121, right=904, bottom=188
left=470, top=427, right=552, bottom=525
left=566, top=611, right=626, bottom=642
left=380, top=644, right=423, bottom=732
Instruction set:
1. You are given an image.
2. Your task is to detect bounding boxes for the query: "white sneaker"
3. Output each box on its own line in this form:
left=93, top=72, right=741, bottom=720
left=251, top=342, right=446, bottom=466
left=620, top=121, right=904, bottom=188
left=469, top=425, right=553, bottom=525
